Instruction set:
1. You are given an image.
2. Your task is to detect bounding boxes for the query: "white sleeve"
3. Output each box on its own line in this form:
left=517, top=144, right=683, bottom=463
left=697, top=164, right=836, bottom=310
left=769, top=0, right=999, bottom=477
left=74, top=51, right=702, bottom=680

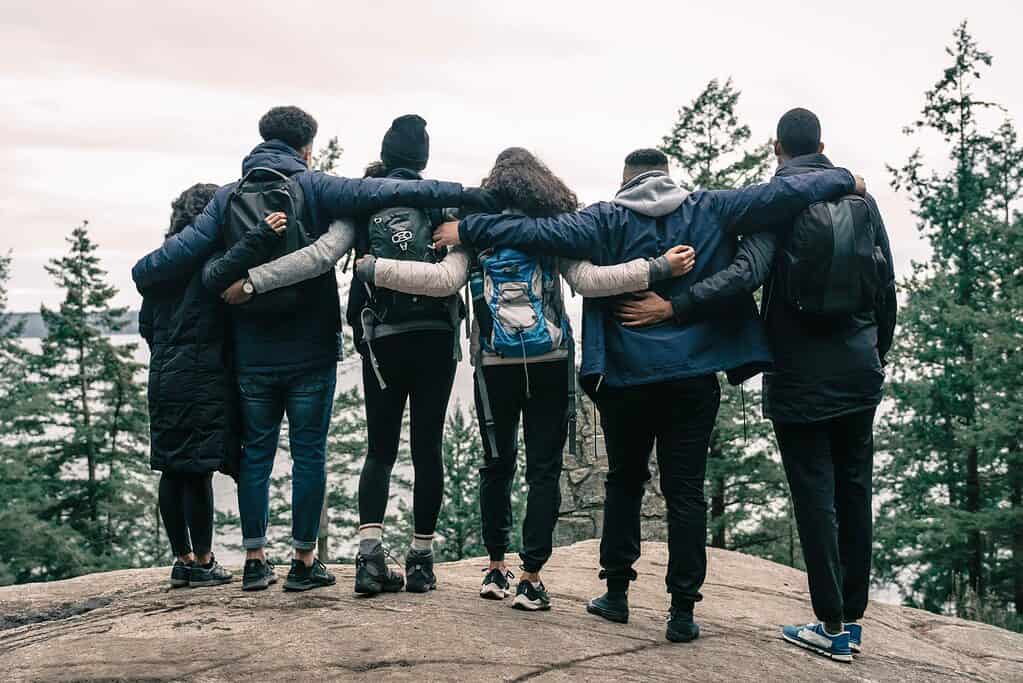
left=373, top=247, right=471, bottom=297
left=248, top=219, right=356, bottom=293
left=559, top=257, right=651, bottom=297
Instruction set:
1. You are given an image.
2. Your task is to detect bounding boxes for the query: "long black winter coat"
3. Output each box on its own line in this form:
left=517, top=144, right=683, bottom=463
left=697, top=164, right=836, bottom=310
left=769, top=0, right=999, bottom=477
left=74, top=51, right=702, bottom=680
left=140, top=270, right=242, bottom=477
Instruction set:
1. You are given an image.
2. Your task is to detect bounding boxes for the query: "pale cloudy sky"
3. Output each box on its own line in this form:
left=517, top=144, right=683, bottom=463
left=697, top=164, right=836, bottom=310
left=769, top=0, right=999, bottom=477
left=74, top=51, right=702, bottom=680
left=1, top=0, right=1021, bottom=311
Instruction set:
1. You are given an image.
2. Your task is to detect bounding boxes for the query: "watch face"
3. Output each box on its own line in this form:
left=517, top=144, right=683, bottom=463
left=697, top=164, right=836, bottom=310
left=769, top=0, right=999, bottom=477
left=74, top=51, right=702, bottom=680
left=243, top=281, right=254, bottom=295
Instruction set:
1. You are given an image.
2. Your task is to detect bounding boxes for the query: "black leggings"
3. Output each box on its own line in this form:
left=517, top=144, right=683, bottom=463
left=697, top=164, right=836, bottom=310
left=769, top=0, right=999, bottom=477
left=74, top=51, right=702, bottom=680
left=358, top=330, right=457, bottom=536
left=158, top=471, right=215, bottom=557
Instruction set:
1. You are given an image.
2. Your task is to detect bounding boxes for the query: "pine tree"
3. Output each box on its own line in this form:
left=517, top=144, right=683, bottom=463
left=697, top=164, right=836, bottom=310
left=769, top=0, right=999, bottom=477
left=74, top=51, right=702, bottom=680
left=312, top=137, right=344, bottom=174
left=34, top=222, right=152, bottom=572
left=659, top=78, right=795, bottom=558
left=879, top=22, right=1022, bottom=626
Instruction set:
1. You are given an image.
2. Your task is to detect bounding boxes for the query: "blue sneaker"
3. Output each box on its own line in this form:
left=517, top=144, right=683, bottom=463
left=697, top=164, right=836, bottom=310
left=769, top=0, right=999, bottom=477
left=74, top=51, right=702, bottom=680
left=781, top=622, right=853, bottom=663
left=845, top=623, right=862, bottom=653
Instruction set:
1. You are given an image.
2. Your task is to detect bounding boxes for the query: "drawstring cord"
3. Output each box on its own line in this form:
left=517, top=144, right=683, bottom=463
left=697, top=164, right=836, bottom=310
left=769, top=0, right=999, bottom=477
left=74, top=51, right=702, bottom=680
left=519, top=334, right=531, bottom=398
left=740, top=382, right=748, bottom=444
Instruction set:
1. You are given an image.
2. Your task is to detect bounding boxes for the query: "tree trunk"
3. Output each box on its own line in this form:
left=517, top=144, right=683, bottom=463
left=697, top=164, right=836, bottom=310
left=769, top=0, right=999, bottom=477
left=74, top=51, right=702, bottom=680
left=1012, top=452, right=1023, bottom=615
left=966, top=444, right=983, bottom=597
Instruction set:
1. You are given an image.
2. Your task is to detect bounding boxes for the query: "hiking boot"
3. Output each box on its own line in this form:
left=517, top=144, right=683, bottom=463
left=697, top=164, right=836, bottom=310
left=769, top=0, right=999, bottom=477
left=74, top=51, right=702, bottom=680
left=241, top=558, right=277, bottom=592
left=405, top=550, right=437, bottom=593
left=511, top=579, right=551, bottom=611
left=480, top=567, right=514, bottom=600
left=354, top=548, right=405, bottom=595
left=845, top=622, right=862, bottom=653
left=586, top=591, right=629, bottom=624
left=781, top=622, right=853, bottom=663
left=169, top=560, right=193, bottom=588
left=666, top=606, right=700, bottom=643
left=284, top=558, right=336, bottom=592
left=188, top=556, right=233, bottom=588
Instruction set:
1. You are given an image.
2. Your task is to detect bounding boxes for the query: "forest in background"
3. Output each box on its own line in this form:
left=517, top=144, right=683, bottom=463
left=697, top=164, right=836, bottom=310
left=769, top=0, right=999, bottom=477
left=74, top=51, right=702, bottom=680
left=0, top=22, right=1020, bottom=633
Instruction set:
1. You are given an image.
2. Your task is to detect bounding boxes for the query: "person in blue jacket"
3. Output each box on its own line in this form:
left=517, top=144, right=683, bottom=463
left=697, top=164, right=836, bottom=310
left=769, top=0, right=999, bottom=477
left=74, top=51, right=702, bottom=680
left=132, top=106, right=496, bottom=594
left=432, top=149, right=864, bottom=643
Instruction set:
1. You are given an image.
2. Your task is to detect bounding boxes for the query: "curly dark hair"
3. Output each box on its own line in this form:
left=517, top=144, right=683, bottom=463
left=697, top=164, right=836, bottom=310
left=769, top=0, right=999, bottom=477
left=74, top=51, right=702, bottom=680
left=481, top=147, right=578, bottom=217
left=258, top=105, right=318, bottom=151
left=167, top=183, right=218, bottom=237
left=363, top=160, right=388, bottom=178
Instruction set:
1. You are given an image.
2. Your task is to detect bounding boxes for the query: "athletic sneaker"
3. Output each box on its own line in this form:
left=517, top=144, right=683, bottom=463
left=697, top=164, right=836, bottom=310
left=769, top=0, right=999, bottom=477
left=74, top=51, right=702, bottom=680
left=405, top=550, right=437, bottom=593
left=241, top=558, right=277, bottom=592
left=188, top=556, right=233, bottom=588
left=586, top=591, right=629, bottom=624
left=169, top=560, right=193, bottom=588
left=665, top=606, right=700, bottom=643
left=354, top=548, right=405, bottom=595
left=845, top=622, right=862, bottom=653
left=480, top=568, right=514, bottom=600
left=284, top=558, right=336, bottom=592
left=781, top=622, right=853, bottom=663
left=511, top=580, right=551, bottom=611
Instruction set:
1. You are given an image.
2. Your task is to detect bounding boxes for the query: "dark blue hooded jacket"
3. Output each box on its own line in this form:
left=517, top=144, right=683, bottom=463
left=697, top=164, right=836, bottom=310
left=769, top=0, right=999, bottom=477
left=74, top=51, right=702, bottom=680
left=459, top=168, right=856, bottom=388
left=132, top=141, right=466, bottom=373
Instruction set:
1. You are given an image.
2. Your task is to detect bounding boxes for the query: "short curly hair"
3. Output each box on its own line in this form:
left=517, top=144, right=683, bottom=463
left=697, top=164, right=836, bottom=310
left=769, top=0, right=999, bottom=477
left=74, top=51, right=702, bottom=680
left=168, top=183, right=218, bottom=237
left=258, top=106, right=318, bottom=151
left=481, top=147, right=578, bottom=218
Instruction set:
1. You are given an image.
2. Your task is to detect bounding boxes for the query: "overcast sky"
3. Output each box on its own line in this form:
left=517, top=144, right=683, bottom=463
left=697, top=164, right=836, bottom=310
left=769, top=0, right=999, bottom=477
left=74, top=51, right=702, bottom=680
left=2, top=1, right=1021, bottom=311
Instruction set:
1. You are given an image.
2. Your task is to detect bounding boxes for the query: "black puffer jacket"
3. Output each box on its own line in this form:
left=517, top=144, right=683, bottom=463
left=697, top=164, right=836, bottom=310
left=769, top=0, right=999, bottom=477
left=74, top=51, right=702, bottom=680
left=139, top=271, right=242, bottom=477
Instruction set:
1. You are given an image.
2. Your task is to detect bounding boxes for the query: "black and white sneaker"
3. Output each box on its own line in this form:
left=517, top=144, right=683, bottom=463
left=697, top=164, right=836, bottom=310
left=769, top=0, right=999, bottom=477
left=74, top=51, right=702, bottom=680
left=169, top=560, right=193, bottom=588
left=284, top=558, right=336, bottom=592
left=189, top=555, right=233, bottom=588
left=480, top=568, right=514, bottom=600
left=511, top=580, right=551, bottom=611
left=241, top=558, right=277, bottom=592
left=354, top=549, right=405, bottom=595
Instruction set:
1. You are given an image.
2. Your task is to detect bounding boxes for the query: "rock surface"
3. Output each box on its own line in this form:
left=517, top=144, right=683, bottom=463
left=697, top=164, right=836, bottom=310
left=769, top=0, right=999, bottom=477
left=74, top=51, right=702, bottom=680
left=2, top=540, right=1021, bottom=682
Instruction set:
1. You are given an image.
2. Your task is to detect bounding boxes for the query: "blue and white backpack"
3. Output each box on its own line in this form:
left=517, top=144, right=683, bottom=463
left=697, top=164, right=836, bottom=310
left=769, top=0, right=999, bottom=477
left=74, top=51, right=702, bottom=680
left=469, top=248, right=576, bottom=455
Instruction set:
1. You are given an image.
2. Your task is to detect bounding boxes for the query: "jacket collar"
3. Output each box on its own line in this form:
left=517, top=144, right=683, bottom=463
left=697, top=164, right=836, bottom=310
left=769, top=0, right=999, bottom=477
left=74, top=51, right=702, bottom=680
left=241, top=140, right=309, bottom=176
left=776, top=153, right=834, bottom=177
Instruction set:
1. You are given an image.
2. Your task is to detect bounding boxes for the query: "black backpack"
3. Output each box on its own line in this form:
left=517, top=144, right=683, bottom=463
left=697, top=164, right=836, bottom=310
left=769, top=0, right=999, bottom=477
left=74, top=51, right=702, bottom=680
left=223, top=166, right=314, bottom=314
left=363, top=206, right=451, bottom=324
left=776, top=195, right=886, bottom=318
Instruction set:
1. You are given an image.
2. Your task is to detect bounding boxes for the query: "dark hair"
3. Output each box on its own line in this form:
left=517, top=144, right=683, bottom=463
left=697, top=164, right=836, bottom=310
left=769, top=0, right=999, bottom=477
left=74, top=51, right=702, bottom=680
left=167, top=183, right=218, bottom=238
left=481, top=147, right=578, bottom=217
left=363, top=160, right=388, bottom=178
left=624, top=148, right=669, bottom=169
left=258, top=106, right=318, bottom=151
left=776, top=108, right=821, bottom=157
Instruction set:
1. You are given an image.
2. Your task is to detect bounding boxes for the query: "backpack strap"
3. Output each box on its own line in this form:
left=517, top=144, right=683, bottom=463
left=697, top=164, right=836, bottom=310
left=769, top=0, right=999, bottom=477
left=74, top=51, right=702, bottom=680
left=566, top=341, right=577, bottom=457
left=474, top=351, right=500, bottom=462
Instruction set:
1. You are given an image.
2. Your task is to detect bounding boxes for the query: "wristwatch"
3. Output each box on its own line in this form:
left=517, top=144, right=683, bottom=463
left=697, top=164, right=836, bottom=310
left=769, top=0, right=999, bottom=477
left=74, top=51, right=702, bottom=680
left=242, top=279, right=255, bottom=295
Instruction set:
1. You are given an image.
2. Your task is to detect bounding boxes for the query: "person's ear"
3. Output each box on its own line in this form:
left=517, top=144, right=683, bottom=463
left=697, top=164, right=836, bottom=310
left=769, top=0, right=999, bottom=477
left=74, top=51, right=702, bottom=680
left=301, top=144, right=313, bottom=165
left=773, top=140, right=783, bottom=158
left=818, top=142, right=825, bottom=154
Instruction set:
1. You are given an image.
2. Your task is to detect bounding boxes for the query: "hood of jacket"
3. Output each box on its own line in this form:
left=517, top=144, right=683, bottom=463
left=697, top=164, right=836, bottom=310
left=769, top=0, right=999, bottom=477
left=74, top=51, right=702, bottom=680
left=241, top=139, right=310, bottom=177
left=612, top=170, right=690, bottom=217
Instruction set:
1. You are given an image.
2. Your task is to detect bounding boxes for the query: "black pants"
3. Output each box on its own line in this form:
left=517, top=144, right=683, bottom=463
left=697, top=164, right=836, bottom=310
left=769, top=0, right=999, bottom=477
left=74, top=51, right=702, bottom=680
left=595, top=374, right=720, bottom=604
left=359, top=330, right=457, bottom=536
left=475, top=360, right=569, bottom=573
left=159, top=471, right=215, bottom=557
left=773, top=407, right=876, bottom=624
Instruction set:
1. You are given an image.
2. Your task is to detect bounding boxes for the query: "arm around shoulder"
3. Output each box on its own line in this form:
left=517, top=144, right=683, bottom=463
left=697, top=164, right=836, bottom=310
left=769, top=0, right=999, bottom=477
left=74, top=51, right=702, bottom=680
left=372, top=247, right=470, bottom=297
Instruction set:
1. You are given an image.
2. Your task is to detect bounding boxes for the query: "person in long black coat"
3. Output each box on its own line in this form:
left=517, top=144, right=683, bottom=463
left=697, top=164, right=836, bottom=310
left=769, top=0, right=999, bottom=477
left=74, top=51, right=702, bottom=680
left=139, top=183, right=284, bottom=588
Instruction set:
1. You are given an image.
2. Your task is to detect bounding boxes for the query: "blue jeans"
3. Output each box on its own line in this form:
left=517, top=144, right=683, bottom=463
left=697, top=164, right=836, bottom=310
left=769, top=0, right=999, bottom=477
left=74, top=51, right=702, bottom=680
left=237, top=365, right=336, bottom=551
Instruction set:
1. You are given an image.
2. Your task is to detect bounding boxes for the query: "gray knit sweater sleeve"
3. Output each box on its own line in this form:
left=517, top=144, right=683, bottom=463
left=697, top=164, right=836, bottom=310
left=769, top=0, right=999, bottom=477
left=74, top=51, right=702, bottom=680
left=248, top=219, right=356, bottom=293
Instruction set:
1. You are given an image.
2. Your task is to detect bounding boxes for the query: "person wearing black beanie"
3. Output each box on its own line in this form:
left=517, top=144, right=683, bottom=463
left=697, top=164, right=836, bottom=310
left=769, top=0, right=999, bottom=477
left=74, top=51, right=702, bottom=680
left=381, top=114, right=430, bottom=172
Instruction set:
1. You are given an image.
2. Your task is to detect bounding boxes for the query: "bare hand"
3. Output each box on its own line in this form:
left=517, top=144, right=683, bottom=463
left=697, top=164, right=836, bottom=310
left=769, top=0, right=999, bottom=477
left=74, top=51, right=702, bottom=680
left=222, top=279, right=252, bottom=305
left=433, top=221, right=461, bottom=248
left=263, top=211, right=287, bottom=235
left=663, top=245, right=696, bottom=277
left=616, top=291, right=673, bottom=327
left=853, top=175, right=866, bottom=196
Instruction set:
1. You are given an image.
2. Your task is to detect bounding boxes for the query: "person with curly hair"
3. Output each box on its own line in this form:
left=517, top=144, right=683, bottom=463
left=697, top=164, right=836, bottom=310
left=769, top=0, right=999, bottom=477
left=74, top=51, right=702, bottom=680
left=138, top=183, right=287, bottom=588
left=355, top=147, right=695, bottom=610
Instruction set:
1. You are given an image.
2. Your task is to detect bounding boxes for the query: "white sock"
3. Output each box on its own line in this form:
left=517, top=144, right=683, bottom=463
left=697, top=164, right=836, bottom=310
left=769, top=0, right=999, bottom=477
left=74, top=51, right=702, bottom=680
left=358, top=524, right=383, bottom=554
left=411, top=533, right=434, bottom=553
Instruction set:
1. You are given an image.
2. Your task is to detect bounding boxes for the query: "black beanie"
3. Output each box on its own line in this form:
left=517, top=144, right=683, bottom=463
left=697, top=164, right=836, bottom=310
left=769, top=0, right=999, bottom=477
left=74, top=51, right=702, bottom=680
left=381, top=114, right=429, bottom=171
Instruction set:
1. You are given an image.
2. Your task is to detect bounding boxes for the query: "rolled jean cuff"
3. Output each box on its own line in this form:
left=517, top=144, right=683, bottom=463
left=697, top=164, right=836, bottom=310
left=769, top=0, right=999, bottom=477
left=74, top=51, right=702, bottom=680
left=242, top=536, right=266, bottom=550
left=293, top=538, right=318, bottom=551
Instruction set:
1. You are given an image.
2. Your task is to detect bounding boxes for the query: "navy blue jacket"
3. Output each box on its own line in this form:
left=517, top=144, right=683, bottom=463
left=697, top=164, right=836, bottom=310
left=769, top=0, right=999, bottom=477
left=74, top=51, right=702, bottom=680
left=459, top=168, right=856, bottom=388
left=132, top=141, right=466, bottom=373
left=762, top=154, right=897, bottom=423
